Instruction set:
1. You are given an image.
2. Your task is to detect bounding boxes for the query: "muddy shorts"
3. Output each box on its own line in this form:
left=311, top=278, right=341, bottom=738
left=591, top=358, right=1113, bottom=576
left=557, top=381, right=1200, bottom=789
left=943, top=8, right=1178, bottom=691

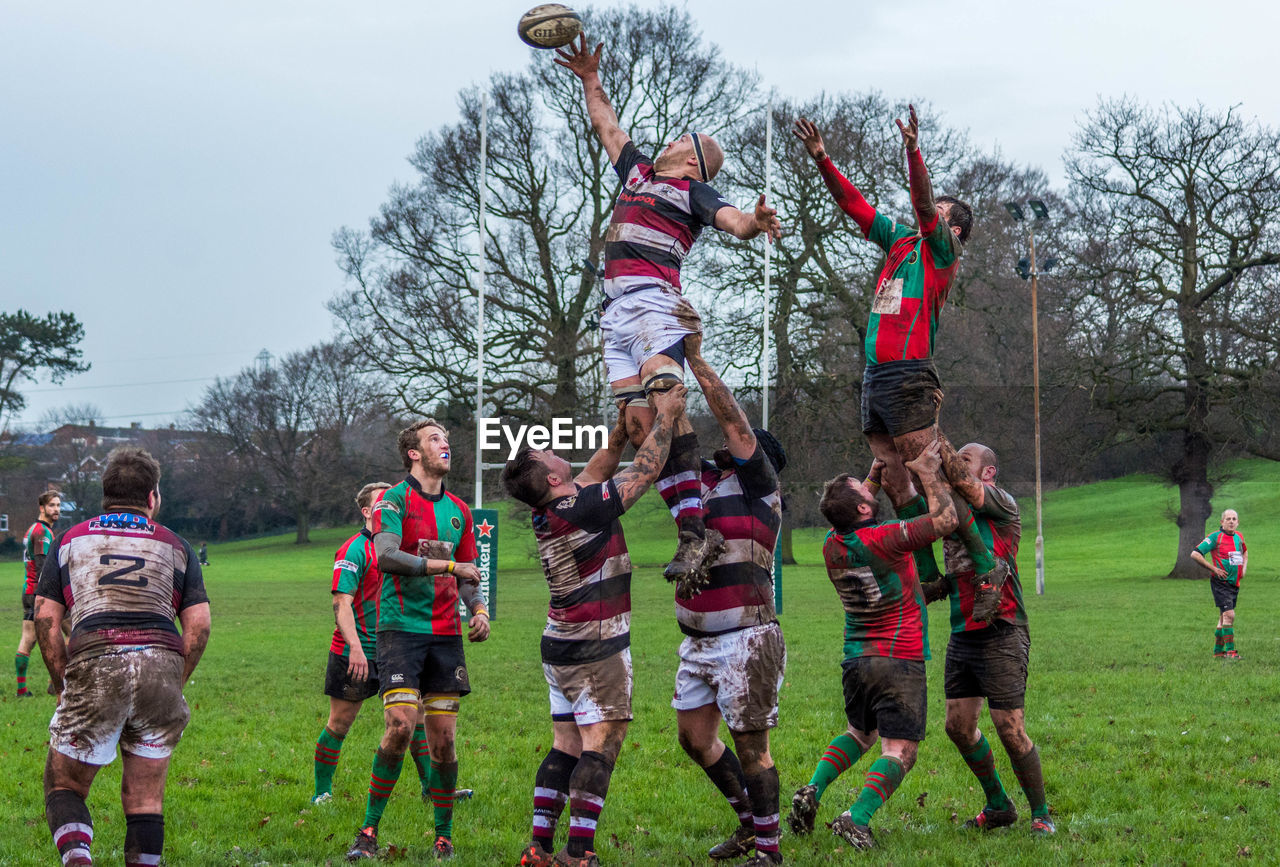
left=22, top=591, right=35, bottom=622
left=672, top=622, right=786, bottom=732
left=324, top=649, right=381, bottom=703
left=377, top=631, right=470, bottom=698
left=945, top=622, right=1030, bottom=710
left=841, top=656, right=927, bottom=741
left=860, top=360, right=942, bottom=437
left=600, top=286, right=702, bottom=384
left=1211, top=579, right=1238, bottom=613
left=544, top=647, right=633, bottom=726
left=50, top=647, right=189, bottom=765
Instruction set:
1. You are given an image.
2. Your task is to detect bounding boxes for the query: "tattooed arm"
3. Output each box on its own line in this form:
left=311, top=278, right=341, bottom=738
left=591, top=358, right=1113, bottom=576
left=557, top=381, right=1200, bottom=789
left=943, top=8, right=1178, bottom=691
left=576, top=407, right=629, bottom=487
left=612, top=385, right=687, bottom=510
left=685, top=332, right=755, bottom=460
left=903, top=440, right=957, bottom=539
left=554, top=34, right=630, bottom=164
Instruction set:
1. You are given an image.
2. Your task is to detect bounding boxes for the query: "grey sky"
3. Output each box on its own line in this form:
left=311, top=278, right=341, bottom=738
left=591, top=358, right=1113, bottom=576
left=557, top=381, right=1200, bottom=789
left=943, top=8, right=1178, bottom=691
left=3, top=0, right=1275, bottom=429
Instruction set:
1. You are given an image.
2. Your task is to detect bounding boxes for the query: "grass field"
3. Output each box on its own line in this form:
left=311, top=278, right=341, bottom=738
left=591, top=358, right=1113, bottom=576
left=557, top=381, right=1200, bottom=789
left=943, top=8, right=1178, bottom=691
left=2, top=461, right=1278, bottom=865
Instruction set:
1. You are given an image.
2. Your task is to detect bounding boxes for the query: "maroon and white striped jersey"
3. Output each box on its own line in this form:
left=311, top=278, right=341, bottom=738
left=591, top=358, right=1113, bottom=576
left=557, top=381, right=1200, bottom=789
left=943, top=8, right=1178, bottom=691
left=531, top=480, right=631, bottom=666
left=603, top=142, right=732, bottom=301
left=37, top=509, right=208, bottom=660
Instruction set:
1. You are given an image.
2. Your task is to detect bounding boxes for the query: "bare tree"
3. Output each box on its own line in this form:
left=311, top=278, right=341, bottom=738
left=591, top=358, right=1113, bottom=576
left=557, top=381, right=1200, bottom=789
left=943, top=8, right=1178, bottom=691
left=1060, top=99, right=1280, bottom=578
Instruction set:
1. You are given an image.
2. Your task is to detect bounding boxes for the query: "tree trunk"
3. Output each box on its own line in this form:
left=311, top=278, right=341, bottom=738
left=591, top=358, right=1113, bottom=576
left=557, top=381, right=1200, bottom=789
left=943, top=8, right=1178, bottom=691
left=1169, top=429, right=1212, bottom=578
left=295, top=509, right=311, bottom=545
left=778, top=522, right=796, bottom=565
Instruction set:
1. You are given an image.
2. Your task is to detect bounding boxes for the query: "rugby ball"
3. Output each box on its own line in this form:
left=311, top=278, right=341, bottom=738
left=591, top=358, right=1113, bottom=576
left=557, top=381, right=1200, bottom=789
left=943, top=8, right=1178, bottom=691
left=517, top=4, right=582, bottom=49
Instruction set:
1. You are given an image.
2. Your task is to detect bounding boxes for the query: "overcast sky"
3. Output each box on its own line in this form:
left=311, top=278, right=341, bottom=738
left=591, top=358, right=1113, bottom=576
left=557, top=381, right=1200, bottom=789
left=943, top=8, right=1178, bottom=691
left=2, top=0, right=1276, bottom=430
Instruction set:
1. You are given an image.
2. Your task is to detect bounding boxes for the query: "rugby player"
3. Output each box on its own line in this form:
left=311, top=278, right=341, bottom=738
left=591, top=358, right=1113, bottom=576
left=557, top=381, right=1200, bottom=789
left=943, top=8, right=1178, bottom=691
left=792, top=111, right=1009, bottom=620
left=17, top=490, right=59, bottom=696
left=502, top=386, right=687, bottom=867
left=556, top=34, right=781, bottom=589
left=34, top=447, right=211, bottom=867
left=1191, top=509, right=1247, bottom=659
left=787, top=442, right=956, bottom=850
left=674, top=333, right=787, bottom=866
left=346, top=421, right=489, bottom=862
left=313, top=482, right=391, bottom=805
left=931, top=443, right=1054, bottom=835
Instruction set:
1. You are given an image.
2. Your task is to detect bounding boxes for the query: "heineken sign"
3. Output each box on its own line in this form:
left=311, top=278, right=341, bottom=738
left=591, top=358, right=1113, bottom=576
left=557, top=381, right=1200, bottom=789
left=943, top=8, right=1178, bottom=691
left=465, top=508, right=498, bottom=620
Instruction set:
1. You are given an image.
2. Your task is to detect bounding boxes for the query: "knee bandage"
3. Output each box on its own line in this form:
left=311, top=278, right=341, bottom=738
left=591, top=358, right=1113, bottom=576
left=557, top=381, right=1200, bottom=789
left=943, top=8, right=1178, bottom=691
left=383, top=688, right=420, bottom=710
left=423, top=695, right=461, bottom=717
left=642, top=364, right=685, bottom=396
left=611, top=384, right=648, bottom=409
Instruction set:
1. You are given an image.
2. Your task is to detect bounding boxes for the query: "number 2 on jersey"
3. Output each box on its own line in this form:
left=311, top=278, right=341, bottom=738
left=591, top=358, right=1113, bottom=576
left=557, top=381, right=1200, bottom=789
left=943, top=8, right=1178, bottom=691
left=99, top=554, right=149, bottom=587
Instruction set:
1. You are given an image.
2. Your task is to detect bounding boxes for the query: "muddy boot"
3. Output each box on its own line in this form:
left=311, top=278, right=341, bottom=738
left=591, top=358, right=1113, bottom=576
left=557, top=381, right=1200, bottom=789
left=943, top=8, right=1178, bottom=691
left=971, top=559, right=1009, bottom=623
left=920, top=573, right=953, bottom=605
left=674, top=529, right=725, bottom=599
left=663, top=517, right=713, bottom=583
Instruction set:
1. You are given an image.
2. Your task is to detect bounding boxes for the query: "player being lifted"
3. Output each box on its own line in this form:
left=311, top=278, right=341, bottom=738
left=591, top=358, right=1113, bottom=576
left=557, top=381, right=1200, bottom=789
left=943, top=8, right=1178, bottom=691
left=346, top=421, right=489, bottom=862
left=673, top=333, right=788, bottom=867
left=792, top=109, right=1008, bottom=619
left=502, top=387, right=687, bottom=867
left=17, top=490, right=60, bottom=696
left=556, top=33, right=781, bottom=591
left=313, top=482, right=390, bottom=806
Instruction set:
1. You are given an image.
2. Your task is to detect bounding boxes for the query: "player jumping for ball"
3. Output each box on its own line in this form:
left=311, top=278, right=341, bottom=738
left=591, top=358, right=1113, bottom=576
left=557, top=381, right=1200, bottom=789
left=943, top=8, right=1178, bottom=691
left=793, top=110, right=1008, bottom=619
left=556, top=33, right=781, bottom=593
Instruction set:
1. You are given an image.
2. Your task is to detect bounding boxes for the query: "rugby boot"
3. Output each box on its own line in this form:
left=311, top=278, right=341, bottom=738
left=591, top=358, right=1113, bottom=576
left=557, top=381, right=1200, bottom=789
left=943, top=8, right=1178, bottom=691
left=1224, top=650, right=1241, bottom=659
left=733, top=852, right=782, bottom=866
left=829, top=812, right=876, bottom=850
left=786, top=785, right=819, bottom=835
left=16, top=689, right=33, bottom=698
left=433, top=836, right=455, bottom=859
left=920, top=573, right=954, bottom=605
left=672, top=528, right=726, bottom=598
left=1030, top=815, right=1057, bottom=836
left=310, top=791, right=333, bottom=806
left=708, top=824, right=756, bottom=859
left=664, top=525, right=723, bottom=583
left=345, top=827, right=378, bottom=861
left=970, top=559, right=1009, bottom=623
left=964, top=803, right=1018, bottom=831
left=518, top=842, right=556, bottom=866
left=552, top=850, right=599, bottom=867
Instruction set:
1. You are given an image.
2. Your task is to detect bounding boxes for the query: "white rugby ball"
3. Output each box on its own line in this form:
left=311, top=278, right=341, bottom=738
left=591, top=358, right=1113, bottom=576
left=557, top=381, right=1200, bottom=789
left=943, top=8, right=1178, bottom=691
left=517, top=4, right=583, bottom=49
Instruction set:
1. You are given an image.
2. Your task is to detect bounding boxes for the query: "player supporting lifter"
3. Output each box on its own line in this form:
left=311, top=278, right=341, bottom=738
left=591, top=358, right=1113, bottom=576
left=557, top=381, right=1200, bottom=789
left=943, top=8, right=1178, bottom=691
left=930, top=443, right=1054, bottom=835
left=1191, top=509, right=1247, bottom=659
left=673, top=333, right=788, bottom=867
left=792, top=110, right=1009, bottom=619
left=17, top=490, right=60, bottom=696
left=34, top=447, right=211, bottom=867
left=313, top=482, right=391, bottom=805
left=788, top=443, right=956, bottom=851
left=502, top=386, right=687, bottom=867
left=346, top=421, right=489, bottom=862
left=555, top=33, right=781, bottom=590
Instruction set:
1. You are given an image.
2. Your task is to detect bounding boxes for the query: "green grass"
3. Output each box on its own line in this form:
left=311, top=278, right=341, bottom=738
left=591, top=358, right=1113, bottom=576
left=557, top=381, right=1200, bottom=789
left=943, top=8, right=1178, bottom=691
left=2, top=461, right=1278, bottom=865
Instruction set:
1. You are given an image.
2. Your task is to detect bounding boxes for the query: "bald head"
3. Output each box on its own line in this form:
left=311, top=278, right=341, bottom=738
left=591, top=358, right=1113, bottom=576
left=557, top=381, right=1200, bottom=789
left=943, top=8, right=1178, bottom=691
left=1221, top=509, right=1239, bottom=532
left=699, top=134, right=724, bottom=180
left=959, top=442, right=998, bottom=483
left=654, top=132, right=725, bottom=181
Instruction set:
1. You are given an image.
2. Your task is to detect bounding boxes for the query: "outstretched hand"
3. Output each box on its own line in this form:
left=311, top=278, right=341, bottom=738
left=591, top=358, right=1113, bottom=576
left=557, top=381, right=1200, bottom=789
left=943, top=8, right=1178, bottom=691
left=553, top=33, right=601, bottom=79
left=792, top=117, right=827, bottom=160
left=895, top=104, right=920, bottom=153
left=755, top=195, right=782, bottom=241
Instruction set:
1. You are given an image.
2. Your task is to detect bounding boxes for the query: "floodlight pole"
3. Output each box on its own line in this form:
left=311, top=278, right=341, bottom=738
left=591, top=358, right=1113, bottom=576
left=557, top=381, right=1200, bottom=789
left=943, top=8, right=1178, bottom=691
left=474, top=92, right=488, bottom=508
left=760, top=97, right=773, bottom=429
left=1027, top=224, right=1045, bottom=596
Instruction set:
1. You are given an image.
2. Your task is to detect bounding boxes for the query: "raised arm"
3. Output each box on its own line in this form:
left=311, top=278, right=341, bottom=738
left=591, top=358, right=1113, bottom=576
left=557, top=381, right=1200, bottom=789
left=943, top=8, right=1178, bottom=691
left=903, top=440, right=958, bottom=539
left=575, top=408, right=629, bottom=487
left=793, top=117, right=877, bottom=236
left=612, top=385, right=687, bottom=509
left=684, top=331, right=755, bottom=459
left=554, top=34, right=630, bottom=165
left=896, top=105, right=939, bottom=233
left=713, top=195, right=782, bottom=241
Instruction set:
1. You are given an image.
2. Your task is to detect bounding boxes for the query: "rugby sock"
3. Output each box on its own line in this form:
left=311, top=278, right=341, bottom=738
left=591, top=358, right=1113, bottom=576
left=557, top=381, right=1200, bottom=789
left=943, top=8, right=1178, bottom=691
left=410, top=723, right=431, bottom=795
left=952, top=495, right=999, bottom=576
left=744, top=765, right=781, bottom=858
left=46, top=788, right=93, bottom=865
left=847, top=756, right=906, bottom=826
left=567, top=750, right=614, bottom=857
left=959, top=734, right=1011, bottom=811
left=895, top=495, right=943, bottom=582
left=428, top=759, right=458, bottom=839
left=701, top=747, right=753, bottom=827
left=1009, top=744, right=1049, bottom=818
left=1214, top=628, right=1225, bottom=655
left=361, top=747, right=404, bottom=829
left=313, top=726, right=344, bottom=799
left=808, top=733, right=863, bottom=800
left=655, top=433, right=706, bottom=532
left=123, top=813, right=163, bottom=867
left=532, top=748, right=577, bottom=852
left=1223, top=627, right=1236, bottom=653
left=16, top=652, right=29, bottom=694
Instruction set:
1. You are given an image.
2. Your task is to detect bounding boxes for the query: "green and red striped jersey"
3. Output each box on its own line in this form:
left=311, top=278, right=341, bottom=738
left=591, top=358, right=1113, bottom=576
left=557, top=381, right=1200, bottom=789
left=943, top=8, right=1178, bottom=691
left=822, top=516, right=938, bottom=662
left=942, top=484, right=1027, bottom=632
left=330, top=528, right=380, bottom=658
left=1196, top=529, right=1247, bottom=587
left=22, top=519, right=54, bottom=595
left=370, top=477, right=477, bottom=635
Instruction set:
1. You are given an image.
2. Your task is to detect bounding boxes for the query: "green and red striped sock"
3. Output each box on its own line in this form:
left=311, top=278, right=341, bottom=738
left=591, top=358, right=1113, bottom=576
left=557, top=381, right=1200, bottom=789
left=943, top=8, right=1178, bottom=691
left=808, top=733, right=863, bottom=800
left=847, top=756, right=905, bottom=826
left=429, top=759, right=458, bottom=839
left=1223, top=627, right=1235, bottom=653
left=410, top=723, right=431, bottom=795
left=361, top=747, right=404, bottom=829
left=15, top=652, right=30, bottom=694
left=313, top=726, right=344, bottom=799
left=1010, top=745, right=1049, bottom=819
left=1213, top=628, right=1224, bottom=655
left=960, top=734, right=1011, bottom=811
